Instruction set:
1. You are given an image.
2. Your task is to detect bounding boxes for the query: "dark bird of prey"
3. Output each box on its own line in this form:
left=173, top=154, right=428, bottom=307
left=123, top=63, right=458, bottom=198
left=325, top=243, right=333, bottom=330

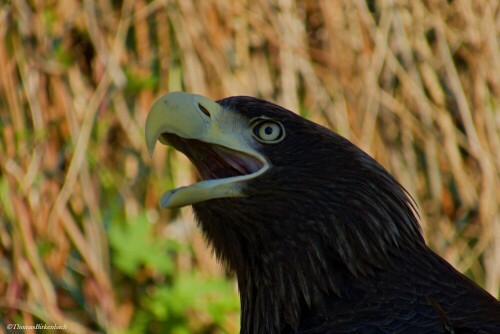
left=145, top=92, right=500, bottom=334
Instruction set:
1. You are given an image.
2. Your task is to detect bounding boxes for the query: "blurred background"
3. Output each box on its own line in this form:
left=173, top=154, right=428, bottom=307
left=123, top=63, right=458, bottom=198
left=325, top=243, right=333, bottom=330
left=1, top=0, right=499, bottom=333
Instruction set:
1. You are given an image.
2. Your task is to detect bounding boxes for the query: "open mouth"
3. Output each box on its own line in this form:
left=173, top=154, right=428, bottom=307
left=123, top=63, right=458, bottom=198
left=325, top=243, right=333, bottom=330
left=160, top=133, right=265, bottom=181
left=145, top=92, right=270, bottom=208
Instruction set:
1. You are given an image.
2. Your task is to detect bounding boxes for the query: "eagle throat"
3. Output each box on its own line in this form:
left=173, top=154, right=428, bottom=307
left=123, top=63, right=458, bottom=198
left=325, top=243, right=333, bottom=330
left=192, top=151, right=424, bottom=333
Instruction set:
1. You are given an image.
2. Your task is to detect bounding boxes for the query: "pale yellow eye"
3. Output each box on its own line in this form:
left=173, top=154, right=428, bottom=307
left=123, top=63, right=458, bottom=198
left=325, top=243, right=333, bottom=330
left=253, top=121, right=285, bottom=143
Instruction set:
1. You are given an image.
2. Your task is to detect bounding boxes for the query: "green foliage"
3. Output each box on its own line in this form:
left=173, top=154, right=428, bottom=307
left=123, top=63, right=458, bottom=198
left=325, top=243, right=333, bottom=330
left=141, top=274, right=239, bottom=334
left=109, top=212, right=240, bottom=333
left=53, top=41, right=73, bottom=68
left=153, top=275, right=239, bottom=322
left=109, top=213, right=174, bottom=276
left=124, top=69, right=159, bottom=94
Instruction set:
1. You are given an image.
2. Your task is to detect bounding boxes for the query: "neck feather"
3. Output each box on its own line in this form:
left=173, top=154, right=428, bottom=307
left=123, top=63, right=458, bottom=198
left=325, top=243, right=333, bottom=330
left=193, top=148, right=424, bottom=333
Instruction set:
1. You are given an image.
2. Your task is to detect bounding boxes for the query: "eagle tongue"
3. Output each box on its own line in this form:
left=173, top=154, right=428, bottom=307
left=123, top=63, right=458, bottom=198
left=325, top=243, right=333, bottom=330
left=160, top=133, right=263, bottom=179
left=214, top=146, right=263, bottom=175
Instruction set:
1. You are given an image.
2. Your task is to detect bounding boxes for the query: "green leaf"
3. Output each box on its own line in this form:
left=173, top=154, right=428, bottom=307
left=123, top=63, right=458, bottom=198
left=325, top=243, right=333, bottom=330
left=109, top=213, right=173, bottom=276
left=145, top=273, right=240, bottom=324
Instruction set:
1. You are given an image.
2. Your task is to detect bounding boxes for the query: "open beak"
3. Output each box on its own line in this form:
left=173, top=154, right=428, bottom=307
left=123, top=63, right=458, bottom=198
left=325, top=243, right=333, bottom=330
left=145, top=92, right=268, bottom=208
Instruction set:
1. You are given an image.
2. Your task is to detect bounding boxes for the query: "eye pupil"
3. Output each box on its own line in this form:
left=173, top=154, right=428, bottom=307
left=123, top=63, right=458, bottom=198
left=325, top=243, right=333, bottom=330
left=264, top=126, right=273, bottom=135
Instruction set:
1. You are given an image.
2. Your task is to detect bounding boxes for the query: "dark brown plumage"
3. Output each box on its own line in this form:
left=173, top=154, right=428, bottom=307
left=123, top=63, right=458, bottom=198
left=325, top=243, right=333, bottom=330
left=146, top=93, right=500, bottom=334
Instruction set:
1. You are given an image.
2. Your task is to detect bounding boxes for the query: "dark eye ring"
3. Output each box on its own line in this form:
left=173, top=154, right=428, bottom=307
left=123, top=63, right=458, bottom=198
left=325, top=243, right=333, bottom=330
left=252, top=120, right=285, bottom=143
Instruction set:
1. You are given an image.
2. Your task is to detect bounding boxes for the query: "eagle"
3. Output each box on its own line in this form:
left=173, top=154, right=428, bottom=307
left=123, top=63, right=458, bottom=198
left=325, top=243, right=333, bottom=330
left=145, top=92, right=500, bottom=334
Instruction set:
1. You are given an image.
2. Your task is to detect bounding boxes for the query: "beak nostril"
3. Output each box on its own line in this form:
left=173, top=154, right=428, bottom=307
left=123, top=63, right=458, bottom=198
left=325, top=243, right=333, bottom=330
left=198, top=103, right=211, bottom=118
